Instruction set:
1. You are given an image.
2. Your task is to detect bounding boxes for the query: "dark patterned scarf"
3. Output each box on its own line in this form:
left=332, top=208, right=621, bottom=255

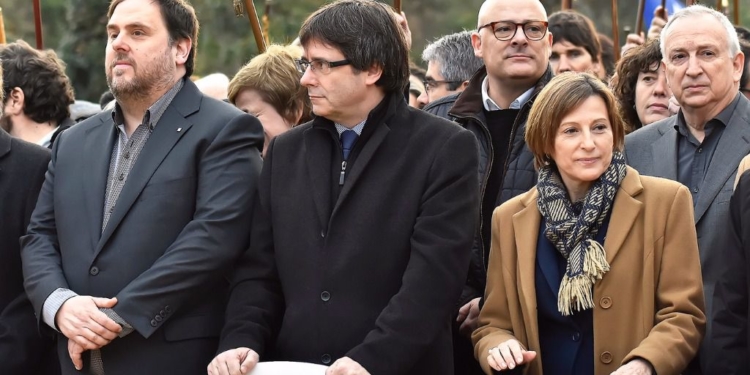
left=536, top=151, right=627, bottom=316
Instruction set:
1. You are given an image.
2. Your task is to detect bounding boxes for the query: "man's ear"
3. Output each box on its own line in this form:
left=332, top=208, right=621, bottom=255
left=364, top=64, right=383, bottom=86
left=5, top=87, right=25, bottom=116
left=173, top=38, right=192, bottom=66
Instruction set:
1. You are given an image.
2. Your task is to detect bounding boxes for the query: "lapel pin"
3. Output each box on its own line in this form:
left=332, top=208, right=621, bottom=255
left=177, top=127, right=182, bottom=132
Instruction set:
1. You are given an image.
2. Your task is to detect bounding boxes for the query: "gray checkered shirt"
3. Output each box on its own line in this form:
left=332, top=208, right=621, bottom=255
left=41, top=79, right=184, bottom=375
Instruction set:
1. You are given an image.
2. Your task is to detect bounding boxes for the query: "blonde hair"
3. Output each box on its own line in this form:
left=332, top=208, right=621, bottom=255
left=525, top=72, right=625, bottom=169
left=228, top=44, right=311, bottom=125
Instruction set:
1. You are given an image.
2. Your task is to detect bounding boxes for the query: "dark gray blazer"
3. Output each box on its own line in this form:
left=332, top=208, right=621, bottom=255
left=625, top=94, right=750, bottom=373
left=0, top=130, right=59, bottom=375
left=21, top=79, right=264, bottom=375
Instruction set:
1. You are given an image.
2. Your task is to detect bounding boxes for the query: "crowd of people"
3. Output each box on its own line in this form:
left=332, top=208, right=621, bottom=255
left=2, top=0, right=750, bottom=374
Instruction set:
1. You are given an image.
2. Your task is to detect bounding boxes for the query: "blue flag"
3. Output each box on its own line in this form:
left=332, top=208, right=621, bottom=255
left=643, top=0, right=685, bottom=35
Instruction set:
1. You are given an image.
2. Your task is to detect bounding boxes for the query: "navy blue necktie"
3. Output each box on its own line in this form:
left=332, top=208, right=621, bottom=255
left=340, top=130, right=359, bottom=161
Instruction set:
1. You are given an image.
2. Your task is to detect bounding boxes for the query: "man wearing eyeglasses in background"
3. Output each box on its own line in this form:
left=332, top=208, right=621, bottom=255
left=418, top=31, right=484, bottom=116
left=209, top=1, right=480, bottom=374
left=439, top=0, right=554, bottom=373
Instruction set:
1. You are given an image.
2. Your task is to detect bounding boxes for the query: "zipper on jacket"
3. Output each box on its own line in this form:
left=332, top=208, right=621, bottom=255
left=339, top=161, right=348, bottom=185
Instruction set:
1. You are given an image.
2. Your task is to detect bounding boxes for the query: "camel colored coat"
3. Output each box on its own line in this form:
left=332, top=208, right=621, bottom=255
left=472, top=167, right=705, bottom=375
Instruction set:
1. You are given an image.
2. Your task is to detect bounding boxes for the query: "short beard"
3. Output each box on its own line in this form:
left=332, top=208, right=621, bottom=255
left=106, top=48, right=176, bottom=102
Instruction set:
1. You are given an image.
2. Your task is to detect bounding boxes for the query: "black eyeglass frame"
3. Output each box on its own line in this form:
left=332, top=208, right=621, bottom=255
left=477, top=20, right=549, bottom=41
left=422, top=79, right=463, bottom=92
left=295, top=58, right=351, bottom=74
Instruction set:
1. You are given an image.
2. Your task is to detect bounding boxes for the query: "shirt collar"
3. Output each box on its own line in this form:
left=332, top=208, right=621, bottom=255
left=335, top=119, right=367, bottom=136
left=481, top=76, right=534, bottom=111
left=36, top=127, right=58, bottom=148
left=111, top=78, right=185, bottom=129
left=674, top=92, right=740, bottom=134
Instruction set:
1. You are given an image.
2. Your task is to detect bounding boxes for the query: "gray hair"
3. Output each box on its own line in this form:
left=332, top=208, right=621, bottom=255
left=421, top=31, right=484, bottom=89
left=660, top=4, right=740, bottom=58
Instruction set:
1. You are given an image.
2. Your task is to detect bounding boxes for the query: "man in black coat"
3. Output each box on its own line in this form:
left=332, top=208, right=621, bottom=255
left=0, top=126, right=58, bottom=374
left=710, top=166, right=750, bottom=374
left=20, top=0, right=264, bottom=373
left=209, top=1, right=479, bottom=375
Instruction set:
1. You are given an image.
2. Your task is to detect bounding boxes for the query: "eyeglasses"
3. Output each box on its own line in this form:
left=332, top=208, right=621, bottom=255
left=295, top=58, right=351, bottom=75
left=477, top=21, right=549, bottom=41
left=423, top=80, right=462, bottom=92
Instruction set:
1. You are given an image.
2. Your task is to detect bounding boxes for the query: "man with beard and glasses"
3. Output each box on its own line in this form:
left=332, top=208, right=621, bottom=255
left=0, top=40, right=76, bottom=149
left=20, top=0, right=264, bottom=374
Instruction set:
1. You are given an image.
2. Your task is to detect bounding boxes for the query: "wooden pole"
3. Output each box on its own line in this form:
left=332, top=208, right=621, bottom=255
left=0, top=8, right=6, bottom=45
left=717, top=0, right=723, bottom=12
left=562, top=0, right=572, bottom=10
left=236, top=0, right=267, bottom=53
left=33, top=0, right=43, bottom=49
left=394, top=0, right=401, bottom=14
left=612, top=0, right=620, bottom=61
left=636, top=0, right=646, bottom=35
left=734, top=0, right=740, bottom=25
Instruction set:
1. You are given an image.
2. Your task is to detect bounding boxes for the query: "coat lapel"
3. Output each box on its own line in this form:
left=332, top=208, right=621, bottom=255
left=304, top=127, right=334, bottom=231
left=694, top=98, right=750, bottom=223
left=330, top=122, right=390, bottom=218
left=513, top=190, right=540, bottom=342
left=95, top=84, right=198, bottom=255
left=650, top=121, right=679, bottom=180
left=82, top=118, right=117, bottom=251
left=0, top=131, right=11, bottom=188
left=603, top=167, right=643, bottom=265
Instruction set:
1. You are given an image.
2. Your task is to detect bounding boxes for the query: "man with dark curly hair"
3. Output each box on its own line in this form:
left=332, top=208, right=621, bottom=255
left=611, top=38, right=673, bottom=132
left=0, top=40, right=76, bottom=149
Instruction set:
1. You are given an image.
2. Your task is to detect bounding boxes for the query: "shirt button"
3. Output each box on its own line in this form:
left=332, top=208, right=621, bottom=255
left=321, top=354, right=332, bottom=365
left=697, top=148, right=703, bottom=153
left=89, top=266, right=99, bottom=276
left=572, top=332, right=581, bottom=341
left=320, top=291, right=331, bottom=302
left=693, top=187, right=699, bottom=193
left=118, top=173, right=125, bottom=181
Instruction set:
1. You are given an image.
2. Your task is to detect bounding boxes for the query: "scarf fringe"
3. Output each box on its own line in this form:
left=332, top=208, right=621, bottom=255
left=557, top=240, right=610, bottom=316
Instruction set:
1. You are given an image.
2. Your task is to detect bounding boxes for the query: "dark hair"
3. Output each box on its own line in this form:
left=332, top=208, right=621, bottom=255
left=298, top=0, right=410, bottom=94
left=526, top=72, right=625, bottom=169
left=735, top=25, right=750, bottom=42
left=0, top=40, right=75, bottom=124
left=108, top=0, right=199, bottom=77
left=99, top=90, right=116, bottom=109
left=549, top=10, right=601, bottom=63
left=610, top=38, right=662, bottom=132
left=740, top=41, right=750, bottom=91
left=597, top=33, right=615, bottom=79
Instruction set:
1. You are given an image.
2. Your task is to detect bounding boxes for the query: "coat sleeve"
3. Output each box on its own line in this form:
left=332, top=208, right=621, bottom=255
left=345, top=129, right=480, bottom=374
left=708, top=170, right=750, bottom=375
left=216, top=137, right=285, bottom=356
left=623, top=185, right=706, bottom=374
left=109, top=113, right=265, bottom=337
left=21, top=129, right=71, bottom=329
left=471, top=205, right=525, bottom=375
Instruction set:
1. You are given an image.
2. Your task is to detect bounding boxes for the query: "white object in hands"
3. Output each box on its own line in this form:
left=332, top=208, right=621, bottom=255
left=248, top=361, right=329, bottom=375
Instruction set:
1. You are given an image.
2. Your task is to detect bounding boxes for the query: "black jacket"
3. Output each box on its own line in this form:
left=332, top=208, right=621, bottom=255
left=0, top=130, right=59, bottom=375
left=438, top=66, right=554, bottom=305
left=218, top=93, right=479, bottom=375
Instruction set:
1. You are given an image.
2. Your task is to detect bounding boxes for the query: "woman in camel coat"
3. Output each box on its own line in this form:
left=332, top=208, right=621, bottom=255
left=472, top=73, right=705, bottom=375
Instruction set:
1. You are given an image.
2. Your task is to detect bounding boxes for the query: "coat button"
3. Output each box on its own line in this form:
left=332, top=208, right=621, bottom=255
left=572, top=332, right=581, bottom=341
left=89, top=266, right=99, bottom=276
left=320, top=291, right=331, bottom=302
left=155, top=315, right=163, bottom=322
left=165, top=305, right=172, bottom=313
left=320, top=230, right=326, bottom=238
left=159, top=310, right=166, bottom=317
left=600, top=351, right=613, bottom=364
left=321, top=354, right=332, bottom=364
left=150, top=319, right=158, bottom=327
left=600, top=296, right=612, bottom=309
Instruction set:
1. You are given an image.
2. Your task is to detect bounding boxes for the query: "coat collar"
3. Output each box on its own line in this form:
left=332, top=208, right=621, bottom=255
left=0, top=129, right=11, bottom=160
